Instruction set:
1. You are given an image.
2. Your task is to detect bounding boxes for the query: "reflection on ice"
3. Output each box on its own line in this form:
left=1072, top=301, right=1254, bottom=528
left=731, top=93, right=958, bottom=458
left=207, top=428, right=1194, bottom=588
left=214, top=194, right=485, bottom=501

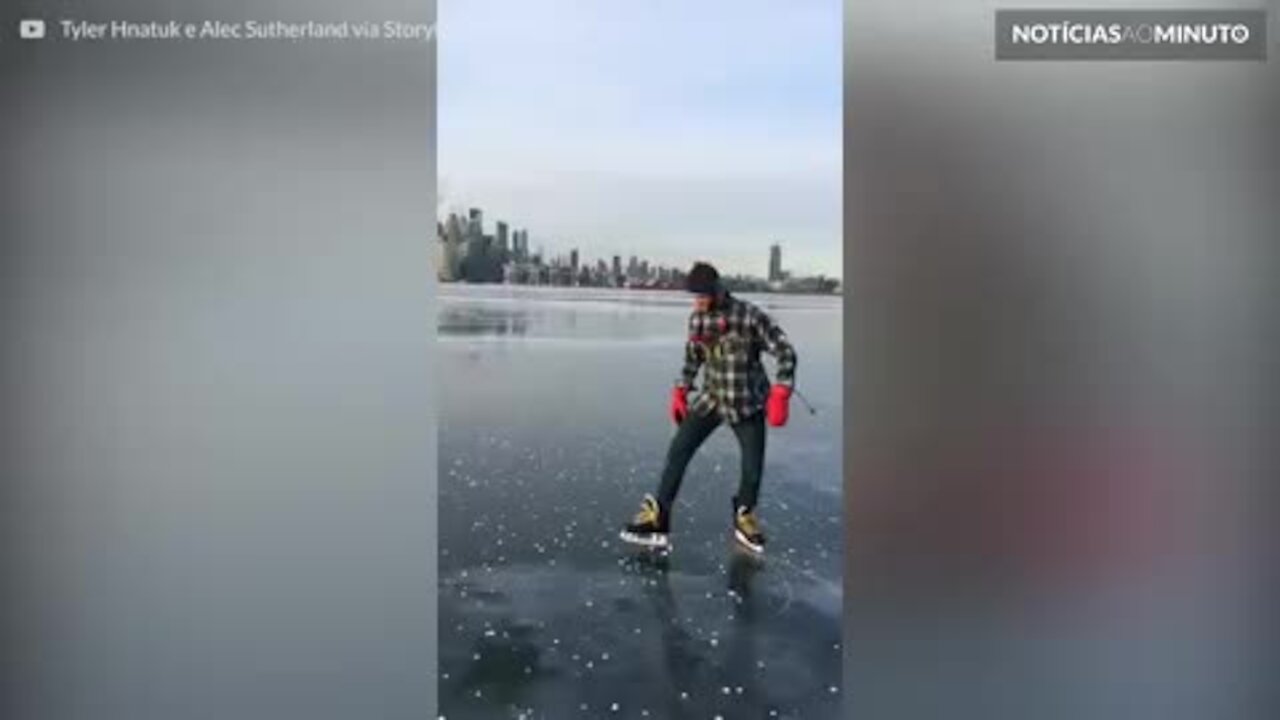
left=438, top=305, right=531, bottom=337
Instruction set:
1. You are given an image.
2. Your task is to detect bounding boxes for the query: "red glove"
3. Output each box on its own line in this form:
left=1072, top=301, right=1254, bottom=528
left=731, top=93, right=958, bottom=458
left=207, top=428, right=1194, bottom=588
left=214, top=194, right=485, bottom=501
left=766, top=385, right=791, bottom=427
left=670, top=386, right=689, bottom=425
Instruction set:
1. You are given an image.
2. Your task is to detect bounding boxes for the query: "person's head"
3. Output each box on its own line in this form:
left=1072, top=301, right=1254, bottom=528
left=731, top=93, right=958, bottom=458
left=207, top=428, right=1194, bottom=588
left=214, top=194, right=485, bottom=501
left=686, top=262, right=721, bottom=312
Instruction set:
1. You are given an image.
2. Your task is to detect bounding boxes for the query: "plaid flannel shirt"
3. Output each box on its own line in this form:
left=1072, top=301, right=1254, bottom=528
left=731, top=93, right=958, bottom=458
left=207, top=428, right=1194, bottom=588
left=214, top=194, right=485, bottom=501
left=678, top=294, right=797, bottom=424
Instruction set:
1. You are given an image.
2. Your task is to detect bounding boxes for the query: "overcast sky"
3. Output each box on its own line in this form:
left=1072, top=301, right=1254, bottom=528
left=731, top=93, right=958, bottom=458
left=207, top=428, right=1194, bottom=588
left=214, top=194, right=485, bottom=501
left=439, top=0, right=841, bottom=278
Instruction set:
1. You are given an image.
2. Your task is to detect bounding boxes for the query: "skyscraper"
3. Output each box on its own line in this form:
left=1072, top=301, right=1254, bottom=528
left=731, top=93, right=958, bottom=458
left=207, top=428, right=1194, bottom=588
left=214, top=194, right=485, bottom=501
left=769, top=243, right=783, bottom=282
left=441, top=212, right=465, bottom=281
left=570, top=249, right=579, bottom=275
left=496, top=221, right=509, bottom=258
left=435, top=222, right=446, bottom=281
left=513, top=229, right=527, bottom=261
left=466, top=209, right=484, bottom=257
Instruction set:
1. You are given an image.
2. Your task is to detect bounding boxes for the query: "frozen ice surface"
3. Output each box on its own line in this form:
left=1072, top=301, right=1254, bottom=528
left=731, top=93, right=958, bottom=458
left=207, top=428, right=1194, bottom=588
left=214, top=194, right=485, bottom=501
left=439, top=286, right=842, bottom=719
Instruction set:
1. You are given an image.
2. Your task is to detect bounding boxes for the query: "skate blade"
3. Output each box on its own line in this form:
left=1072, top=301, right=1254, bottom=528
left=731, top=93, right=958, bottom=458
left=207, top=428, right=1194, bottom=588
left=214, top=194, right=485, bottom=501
left=733, top=529, right=765, bottom=556
left=619, top=530, right=671, bottom=552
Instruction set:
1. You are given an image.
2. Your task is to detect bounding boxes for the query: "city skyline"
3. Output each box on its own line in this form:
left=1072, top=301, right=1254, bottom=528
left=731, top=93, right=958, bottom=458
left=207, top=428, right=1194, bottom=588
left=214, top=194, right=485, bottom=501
left=439, top=0, right=842, bottom=278
left=437, top=204, right=838, bottom=294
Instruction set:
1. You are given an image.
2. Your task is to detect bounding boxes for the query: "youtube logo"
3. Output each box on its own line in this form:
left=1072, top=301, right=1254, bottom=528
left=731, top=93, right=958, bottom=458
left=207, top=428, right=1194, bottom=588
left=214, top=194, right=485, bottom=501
left=19, top=19, right=47, bottom=40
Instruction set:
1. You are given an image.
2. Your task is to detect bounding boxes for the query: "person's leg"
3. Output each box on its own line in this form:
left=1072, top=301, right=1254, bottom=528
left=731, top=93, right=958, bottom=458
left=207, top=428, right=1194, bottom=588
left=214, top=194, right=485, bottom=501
left=654, top=410, right=722, bottom=522
left=730, top=412, right=767, bottom=510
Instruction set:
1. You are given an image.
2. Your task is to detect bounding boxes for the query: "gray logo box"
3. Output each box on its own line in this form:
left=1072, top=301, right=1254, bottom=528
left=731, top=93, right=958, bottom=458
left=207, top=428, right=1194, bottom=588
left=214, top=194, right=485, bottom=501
left=996, top=9, right=1267, bottom=60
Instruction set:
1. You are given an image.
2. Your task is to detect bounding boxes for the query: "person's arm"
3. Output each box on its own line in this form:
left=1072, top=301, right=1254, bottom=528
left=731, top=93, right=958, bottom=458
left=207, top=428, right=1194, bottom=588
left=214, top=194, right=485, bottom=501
left=755, top=309, right=797, bottom=387
left=678, top=316, right=706, bottom=389
left=679, top=340, right=704, bottom=388
left=669, top=315, right=705, bottom=423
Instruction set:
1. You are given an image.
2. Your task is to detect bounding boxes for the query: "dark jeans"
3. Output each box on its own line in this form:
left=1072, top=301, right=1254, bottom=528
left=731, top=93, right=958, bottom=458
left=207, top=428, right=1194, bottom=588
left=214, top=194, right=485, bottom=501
left=656, top=410, right=766, bottom=523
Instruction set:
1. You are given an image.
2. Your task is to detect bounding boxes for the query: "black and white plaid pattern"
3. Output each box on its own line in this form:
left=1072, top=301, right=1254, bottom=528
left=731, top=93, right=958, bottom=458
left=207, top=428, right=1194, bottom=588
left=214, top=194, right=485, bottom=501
left=678, top=294, right=797, bottom=424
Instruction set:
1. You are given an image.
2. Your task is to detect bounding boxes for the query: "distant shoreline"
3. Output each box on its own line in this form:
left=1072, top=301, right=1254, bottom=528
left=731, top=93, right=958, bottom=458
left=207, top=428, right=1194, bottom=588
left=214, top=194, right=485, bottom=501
left=438, top=279, right=842, bottom=297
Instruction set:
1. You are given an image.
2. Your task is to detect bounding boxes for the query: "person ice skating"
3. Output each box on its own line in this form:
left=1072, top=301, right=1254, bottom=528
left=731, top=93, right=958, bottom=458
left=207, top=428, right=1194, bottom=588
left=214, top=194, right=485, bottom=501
left=620, top=261, right=797, bottom=554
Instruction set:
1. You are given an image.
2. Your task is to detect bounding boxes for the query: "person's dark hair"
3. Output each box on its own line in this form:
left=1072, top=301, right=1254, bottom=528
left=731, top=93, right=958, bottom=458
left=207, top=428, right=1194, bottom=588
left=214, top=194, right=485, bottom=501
left=686, top=262, right=720, bottom=295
